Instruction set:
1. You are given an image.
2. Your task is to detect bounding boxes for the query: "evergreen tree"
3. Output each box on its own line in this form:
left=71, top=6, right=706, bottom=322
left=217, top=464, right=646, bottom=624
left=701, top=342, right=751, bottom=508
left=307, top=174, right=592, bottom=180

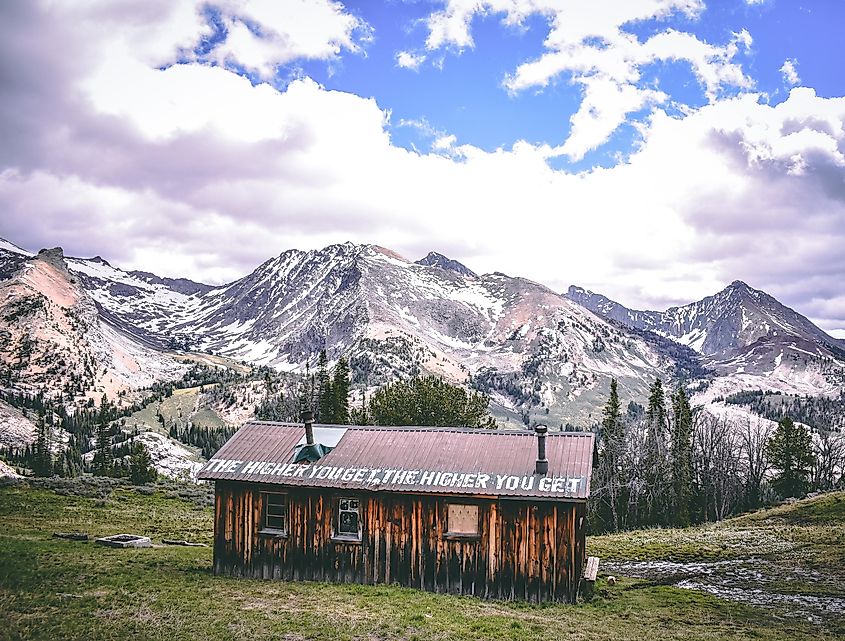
left=599, top=378, right=625, bottom=531
left=93, top=420, right=113, bottom=476
left=643, top=378, right=670, bottom=526
left=351, top=386, right=370, bottom=425
left=62, top=441, right=84, bottom=478
left=671, top=384, right=694, bottom=527
left=297, top=364, right=315, bottom=419
left=129, top=443, right=157, bottom=485
left=767, top=417, right=814, bottom=498
left=316, top=350, right=334, bottom=423
left=32, top=411, right=52, bottom=477
left=331, top=357, right=351, bottom=424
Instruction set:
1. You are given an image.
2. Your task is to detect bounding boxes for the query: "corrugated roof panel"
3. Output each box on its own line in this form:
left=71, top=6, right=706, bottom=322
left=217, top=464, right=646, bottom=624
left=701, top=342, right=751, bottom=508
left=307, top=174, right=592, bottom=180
left=198, top=422, right=594, bottom=501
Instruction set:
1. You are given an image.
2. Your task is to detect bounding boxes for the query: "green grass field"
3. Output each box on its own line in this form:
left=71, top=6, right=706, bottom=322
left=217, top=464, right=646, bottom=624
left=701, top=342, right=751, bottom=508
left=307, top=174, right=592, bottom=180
left=128, top=386, right=229, bottom=438
left=0, top=481, right=842, bottom=641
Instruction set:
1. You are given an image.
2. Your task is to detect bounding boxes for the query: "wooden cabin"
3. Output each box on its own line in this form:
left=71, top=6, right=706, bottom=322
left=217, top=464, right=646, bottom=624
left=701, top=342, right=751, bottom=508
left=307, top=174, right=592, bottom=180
left=197, top=419, right=594, bottom=603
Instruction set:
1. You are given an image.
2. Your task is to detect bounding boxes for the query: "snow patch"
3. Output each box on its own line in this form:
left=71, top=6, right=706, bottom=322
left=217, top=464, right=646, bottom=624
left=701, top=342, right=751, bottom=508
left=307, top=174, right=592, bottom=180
left=135, top=431, right=204, bottom=481
left=0, top=238, right=33, bottom=256
left=0, top=460, right=21, bottom=478
left=0, top=400, right=37, bottom=448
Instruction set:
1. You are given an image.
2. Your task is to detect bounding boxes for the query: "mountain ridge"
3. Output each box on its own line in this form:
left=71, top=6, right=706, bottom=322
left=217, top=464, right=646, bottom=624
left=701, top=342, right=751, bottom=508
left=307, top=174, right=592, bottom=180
left=566, top=281, right=845, bottom=357
left=2, top=236, right=844, bottom=425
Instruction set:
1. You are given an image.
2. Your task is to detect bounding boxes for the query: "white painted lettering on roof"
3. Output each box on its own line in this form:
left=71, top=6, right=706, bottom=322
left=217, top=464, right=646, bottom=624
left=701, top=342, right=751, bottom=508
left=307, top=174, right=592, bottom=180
left=202, top=458, right=584, bottom=496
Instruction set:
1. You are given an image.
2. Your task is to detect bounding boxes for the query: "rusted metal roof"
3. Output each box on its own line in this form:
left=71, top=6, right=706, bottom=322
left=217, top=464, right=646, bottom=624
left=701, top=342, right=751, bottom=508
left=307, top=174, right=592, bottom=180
left=198, top=422, right=594, bottom=501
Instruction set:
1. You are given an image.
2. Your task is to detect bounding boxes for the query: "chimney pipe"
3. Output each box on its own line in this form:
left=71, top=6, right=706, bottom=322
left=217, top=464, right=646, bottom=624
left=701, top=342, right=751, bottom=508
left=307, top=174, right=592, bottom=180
left=301, top=409, right=315, bottom=446
left=534, top=424, right=548, bottom=475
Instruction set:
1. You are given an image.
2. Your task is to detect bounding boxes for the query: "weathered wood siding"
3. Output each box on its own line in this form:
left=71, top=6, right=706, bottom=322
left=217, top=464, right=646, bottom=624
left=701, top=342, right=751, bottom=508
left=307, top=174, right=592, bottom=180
left=213, top=481, right=586, bottom=603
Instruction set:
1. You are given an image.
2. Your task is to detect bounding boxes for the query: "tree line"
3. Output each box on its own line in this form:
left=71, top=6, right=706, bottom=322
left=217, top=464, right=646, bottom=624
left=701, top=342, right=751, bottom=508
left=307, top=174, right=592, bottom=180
left=591, top=378, right=845, bottom=533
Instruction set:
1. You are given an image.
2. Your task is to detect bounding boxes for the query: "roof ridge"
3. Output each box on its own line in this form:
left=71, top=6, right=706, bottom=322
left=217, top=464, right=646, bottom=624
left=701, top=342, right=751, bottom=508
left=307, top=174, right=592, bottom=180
left=244, top=420, right=593, bottom=436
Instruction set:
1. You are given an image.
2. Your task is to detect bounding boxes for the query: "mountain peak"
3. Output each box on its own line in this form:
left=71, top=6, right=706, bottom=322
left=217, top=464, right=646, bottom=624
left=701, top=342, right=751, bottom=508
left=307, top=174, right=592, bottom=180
left=723, top=279, right=764, bottom=302
left=415, top=251, right=476, bottom=277
left=728, top=279, right=754, bottom=292
left=35, top=247, right=68, bottom=272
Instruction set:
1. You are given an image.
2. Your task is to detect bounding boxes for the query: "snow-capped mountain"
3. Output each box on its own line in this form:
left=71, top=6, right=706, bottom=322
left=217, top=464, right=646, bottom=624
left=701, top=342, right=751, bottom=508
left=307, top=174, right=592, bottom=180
left=414, top=251, right=477, bottom=278
left=0, top=238, right=31, bottom=280
left=0, top=238, right=693, bottom=423
left=65, top=242, right=692, bottom=423
left=0, top=245, right=186, bottom=401
left=2, top=235, right=843, bottom=425
left=566, top=282, right=845, bottom=399
left=567, top=281, right=845, bottom=358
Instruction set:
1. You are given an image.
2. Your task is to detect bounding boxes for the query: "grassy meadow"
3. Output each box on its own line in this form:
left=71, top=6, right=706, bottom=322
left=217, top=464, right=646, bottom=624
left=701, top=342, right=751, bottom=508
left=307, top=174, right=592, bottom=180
left=0, top=479, right=842, bottom=641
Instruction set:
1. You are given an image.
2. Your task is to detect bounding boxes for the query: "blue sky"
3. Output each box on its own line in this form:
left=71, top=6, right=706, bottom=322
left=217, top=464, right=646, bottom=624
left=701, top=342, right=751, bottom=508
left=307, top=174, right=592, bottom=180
left=285, top=1, right=845, bottom=169
left=0, top=0, right=844, bottom=334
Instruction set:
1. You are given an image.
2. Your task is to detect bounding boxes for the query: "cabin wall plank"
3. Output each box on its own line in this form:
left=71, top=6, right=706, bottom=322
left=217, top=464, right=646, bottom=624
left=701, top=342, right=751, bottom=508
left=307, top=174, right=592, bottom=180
left=212, top=481, right=585, bottom=603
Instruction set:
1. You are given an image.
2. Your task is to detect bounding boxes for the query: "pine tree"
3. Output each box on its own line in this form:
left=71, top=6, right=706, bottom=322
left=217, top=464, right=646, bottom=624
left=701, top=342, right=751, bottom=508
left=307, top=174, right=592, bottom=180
left=351, top=386, right=370, bottom=425
left=767, top=417, right=814, bottom=498
left=32, top=411, right=52, bottom=477
left=63, top=441, right=84, bottom=478
left=332, top=357, right=351, bottom=425
left=316, top=350, right=334, bottom=423
left=671, top=384, right=694, bottom=527
left=643, top=378, right=670, bottom=526
left=298, top=366, right=314, bottom=418
left=599, top=378, right=625, bottom=531
left=129, top=442, right=157, bottom=485
left=93, top=421, right=113, bottom=476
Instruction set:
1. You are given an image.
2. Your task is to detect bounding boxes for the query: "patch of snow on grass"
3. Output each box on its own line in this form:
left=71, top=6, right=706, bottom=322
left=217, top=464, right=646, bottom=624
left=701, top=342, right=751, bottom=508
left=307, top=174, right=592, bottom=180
left=0, top=460, right=21, bottom=478
left=136, top=431, right=204, bottom=481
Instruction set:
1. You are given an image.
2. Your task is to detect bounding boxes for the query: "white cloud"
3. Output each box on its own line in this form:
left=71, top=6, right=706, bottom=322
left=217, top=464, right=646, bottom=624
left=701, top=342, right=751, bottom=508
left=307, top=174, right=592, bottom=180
left=432, top=134, right=457, bottom=151
left=780, top=58, right=801, bottom=86
left=396, top=50, right=426, bottom=70
left=556, top=79, right=666, bottom=160
left=206, top=0, right=370, bottom=79
left=1, top=1, right=844, bottom=335
left=421, top=1, right=754, bottom=160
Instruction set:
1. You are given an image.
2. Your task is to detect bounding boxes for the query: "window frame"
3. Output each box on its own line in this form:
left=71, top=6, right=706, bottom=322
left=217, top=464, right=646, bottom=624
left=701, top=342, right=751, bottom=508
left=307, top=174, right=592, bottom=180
left=259, top=491, right=288, bottom=537
left=332, top=495, right=363, bottom=544
left=444, top=502, right=481, bottom=540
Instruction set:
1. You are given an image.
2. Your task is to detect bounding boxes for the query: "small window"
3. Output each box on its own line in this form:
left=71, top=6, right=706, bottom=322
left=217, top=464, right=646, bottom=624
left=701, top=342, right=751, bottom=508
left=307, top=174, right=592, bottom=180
left=335, top=497, right=361, bottom=540
left=263, top=493, right=287, bottom=534
left=447, top=503, right=479, bottom=537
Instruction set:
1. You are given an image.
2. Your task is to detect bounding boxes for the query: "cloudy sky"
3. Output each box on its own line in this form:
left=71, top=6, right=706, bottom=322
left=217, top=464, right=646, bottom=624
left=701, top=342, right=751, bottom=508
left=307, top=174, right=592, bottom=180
left=1, top=0, right=844, bottom=337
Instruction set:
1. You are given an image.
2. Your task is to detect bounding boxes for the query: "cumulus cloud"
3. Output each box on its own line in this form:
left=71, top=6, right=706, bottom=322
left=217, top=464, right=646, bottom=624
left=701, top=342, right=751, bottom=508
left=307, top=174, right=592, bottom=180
left=418, top=0, right=753, bottom=160
left=780, top=58, right=801, bottom=86
left=203, top=0, right=371, bottom=79
left=396, top=50, right=426, bottom=70
left=0, top=1, right=843, bottom=336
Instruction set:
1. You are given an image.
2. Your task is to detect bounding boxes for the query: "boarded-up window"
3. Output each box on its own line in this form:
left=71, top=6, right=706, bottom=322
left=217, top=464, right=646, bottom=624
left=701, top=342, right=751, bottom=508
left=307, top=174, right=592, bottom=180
left=447, top=503, right=479, bottom=536
left=263, top=493, right=287, bottom=533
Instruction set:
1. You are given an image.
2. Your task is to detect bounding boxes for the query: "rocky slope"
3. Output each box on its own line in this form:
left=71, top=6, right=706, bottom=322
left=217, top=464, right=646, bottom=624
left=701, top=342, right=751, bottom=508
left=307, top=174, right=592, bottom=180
left=1, top=240, right=689, bottom=424
left=0, top=246, right=186, bottom=402
left=567, top=281, right=845, bottom=358
left=567, top=282, right=845, bottom=401
left=2, top=236, right=843, bottom=426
